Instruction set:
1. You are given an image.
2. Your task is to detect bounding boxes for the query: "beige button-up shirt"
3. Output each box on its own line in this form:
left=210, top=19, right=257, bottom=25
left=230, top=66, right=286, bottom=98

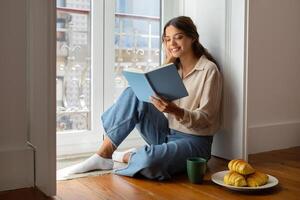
left=167, top=55, right=222, bottom=136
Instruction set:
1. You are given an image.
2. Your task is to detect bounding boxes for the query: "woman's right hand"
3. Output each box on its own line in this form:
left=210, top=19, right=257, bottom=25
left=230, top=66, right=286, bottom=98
left=163, top=41, right=176, bottom=64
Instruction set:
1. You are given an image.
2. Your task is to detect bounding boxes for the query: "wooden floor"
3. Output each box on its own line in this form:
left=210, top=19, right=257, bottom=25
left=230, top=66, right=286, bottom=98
left=1, top=147, right=300, bottom=200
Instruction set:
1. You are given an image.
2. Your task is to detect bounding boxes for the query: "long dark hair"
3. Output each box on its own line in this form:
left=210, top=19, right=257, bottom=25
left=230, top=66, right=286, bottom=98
left=162, top=16, right=219, bottom=69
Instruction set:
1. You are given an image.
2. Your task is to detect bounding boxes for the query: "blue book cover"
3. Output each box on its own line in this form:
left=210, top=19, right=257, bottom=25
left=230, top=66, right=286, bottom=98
left=122, top=63, right=188, bottom=102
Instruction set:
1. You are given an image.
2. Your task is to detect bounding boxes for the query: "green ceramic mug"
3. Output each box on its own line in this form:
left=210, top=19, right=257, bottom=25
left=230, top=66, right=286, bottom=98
left=186, top=157, right=207, bottom=184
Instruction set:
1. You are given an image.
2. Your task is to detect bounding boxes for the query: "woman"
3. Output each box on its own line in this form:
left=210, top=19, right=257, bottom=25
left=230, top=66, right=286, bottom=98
left=60, top=16, right=222, bottom=180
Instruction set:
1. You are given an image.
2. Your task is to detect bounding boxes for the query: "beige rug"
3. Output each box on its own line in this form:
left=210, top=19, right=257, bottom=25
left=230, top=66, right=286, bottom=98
left=57, top=156, right=127, bottom=181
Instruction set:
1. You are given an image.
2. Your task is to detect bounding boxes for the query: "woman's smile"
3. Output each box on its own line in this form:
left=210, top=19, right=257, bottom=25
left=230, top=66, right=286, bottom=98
left=171, top=47, right=182, bottom=55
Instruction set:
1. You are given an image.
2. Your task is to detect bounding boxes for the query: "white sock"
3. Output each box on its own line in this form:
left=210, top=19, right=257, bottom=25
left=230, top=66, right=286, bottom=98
left=57, top=154, right=113, bottom=177
left=112, top=148, right=137, bottom=163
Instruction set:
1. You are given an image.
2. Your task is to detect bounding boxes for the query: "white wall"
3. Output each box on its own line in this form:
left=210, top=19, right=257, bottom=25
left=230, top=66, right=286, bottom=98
left=247, top=0, right=300, bottom=154
left=183, top=0, right=226, bottom=65
left=0, top=0, right=34, bottom=191
left=183, top=0, right=247, bottom=159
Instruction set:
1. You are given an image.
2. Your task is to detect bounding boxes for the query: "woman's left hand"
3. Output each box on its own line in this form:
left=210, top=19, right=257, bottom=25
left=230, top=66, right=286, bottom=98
left=150, top=96, right=184, bottom=120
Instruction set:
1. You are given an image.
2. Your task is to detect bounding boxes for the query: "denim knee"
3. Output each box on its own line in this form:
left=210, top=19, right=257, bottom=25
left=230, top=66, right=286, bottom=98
left=124, top=87, right=147, bottom=114
left=123, top=86, right=135, bottom=96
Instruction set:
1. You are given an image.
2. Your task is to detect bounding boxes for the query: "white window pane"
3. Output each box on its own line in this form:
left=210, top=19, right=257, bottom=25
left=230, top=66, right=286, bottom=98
left=114, top=0, right=161, bottom=100
left=56, top=0, right=91, bottom=132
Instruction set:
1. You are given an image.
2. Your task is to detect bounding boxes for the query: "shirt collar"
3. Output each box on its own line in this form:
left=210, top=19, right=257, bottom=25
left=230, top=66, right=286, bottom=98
left=194, top=55, right=208, bottom=71
left=178, top=55, right=208, bottom=79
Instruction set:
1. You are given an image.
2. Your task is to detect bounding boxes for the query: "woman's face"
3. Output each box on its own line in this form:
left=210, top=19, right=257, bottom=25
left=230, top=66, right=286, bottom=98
left=164, top=25, right=194, bottom=58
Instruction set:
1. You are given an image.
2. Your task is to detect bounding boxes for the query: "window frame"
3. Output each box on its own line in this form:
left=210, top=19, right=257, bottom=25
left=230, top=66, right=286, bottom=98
left=57, top=0, right=173, bottom=157
left=57, top=0, right=103, bottom=157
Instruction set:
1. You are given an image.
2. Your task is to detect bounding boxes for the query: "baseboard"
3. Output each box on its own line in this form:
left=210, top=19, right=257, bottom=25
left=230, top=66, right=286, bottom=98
left=248, top=120, right=300, bottom=154
left=0, top=146, right=34, bottom=192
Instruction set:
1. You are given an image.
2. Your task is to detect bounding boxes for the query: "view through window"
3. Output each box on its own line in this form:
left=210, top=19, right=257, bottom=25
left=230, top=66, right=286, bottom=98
left=56, top=0, right=161, bottom=135
left=113, top=0, right=161, bottom=99
left=56, top=0, right=91, bottom=132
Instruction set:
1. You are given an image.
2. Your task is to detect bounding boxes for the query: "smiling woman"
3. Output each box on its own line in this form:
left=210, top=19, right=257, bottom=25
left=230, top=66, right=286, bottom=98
left=58, top=16, right=223, bottom=181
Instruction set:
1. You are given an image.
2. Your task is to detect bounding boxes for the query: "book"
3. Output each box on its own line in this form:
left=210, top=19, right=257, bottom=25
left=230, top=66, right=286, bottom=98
left=122, top=63, right=188, bottom=102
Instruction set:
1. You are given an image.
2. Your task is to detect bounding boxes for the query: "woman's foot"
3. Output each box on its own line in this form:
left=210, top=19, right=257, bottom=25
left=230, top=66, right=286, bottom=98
left=112, top=148, right=137, bottom=163
left=57, top=154, right=113, bottom=177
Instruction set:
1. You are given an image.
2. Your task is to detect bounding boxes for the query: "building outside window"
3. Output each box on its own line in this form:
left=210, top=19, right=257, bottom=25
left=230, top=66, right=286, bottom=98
left=56, top=0, right=92, bottom=132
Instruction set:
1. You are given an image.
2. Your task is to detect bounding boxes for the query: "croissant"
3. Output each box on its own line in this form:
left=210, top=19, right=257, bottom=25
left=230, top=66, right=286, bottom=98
left=247, top=171, right=269, bottom=187
left=228, top=159, right=255, bottom=175
left=224, top=171, right=247, bottom=187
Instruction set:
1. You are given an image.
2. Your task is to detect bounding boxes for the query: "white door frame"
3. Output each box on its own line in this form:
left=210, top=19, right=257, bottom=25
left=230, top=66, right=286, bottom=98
left=27, top=0, right=56, bottom=196
left=211, top=0, right=249, bottom=160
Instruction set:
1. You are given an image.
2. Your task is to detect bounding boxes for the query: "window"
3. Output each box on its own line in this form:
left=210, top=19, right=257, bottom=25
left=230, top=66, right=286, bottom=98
left=56, top=0, right=92, bottom=132
left=56, top=0, right=102, bottom=156
left=113, top=0, right=161, bottom=99
left=56, top=0, right=163, bottom=156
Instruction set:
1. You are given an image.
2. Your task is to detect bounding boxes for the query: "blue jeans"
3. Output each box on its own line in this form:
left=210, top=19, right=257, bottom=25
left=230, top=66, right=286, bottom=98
left=101, top=87, right=213, bottom=180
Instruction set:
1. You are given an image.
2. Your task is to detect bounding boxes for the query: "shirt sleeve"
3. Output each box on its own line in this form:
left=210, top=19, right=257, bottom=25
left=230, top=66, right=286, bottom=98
left=178, top=66, right=222, bottom=130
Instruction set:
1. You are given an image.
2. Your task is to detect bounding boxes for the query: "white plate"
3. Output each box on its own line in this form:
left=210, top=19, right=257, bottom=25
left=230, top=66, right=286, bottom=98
left=211, top=170, right=279, bottom=191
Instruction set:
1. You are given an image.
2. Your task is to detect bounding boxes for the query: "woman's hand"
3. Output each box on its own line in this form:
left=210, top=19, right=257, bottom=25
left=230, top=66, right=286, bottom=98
left=163, top=41, right=176, bottom=64
left=150, top=95, right=184, bottom=120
